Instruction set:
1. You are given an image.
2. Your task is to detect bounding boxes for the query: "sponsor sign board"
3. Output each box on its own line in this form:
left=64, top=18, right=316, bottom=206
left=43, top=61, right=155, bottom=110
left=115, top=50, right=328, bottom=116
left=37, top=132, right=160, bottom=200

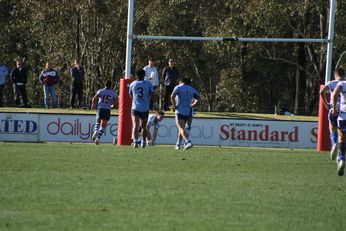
left=0, top=113, right=39, bottom=142
left=0, top=112, right=317, bottom=149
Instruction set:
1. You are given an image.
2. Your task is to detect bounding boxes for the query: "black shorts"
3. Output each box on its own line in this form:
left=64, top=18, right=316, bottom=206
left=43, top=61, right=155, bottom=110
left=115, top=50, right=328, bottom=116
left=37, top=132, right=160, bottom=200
left=96, top=108, right=111, bottom=120
left=132, top=110, right=149, bottom=119
left=175, top=113, right=191, bottom=123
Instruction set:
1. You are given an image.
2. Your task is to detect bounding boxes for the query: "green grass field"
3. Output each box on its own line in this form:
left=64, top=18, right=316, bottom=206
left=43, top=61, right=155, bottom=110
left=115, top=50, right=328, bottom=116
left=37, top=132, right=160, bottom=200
left=0, top=143, right=344, bottom=231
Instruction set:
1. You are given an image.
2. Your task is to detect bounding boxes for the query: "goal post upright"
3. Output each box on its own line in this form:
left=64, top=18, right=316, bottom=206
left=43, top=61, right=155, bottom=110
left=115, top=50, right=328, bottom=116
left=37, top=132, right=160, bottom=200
left=317, top=0, right=337, bottom=151
left=119, top=0, right=337, bottom=149
left=117, top=0, right=134, bottom=145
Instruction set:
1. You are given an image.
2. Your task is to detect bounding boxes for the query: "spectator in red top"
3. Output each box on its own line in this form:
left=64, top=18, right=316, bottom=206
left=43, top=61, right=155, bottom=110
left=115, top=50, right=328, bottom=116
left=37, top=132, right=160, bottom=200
left=39, top=62, right=59, bottom=108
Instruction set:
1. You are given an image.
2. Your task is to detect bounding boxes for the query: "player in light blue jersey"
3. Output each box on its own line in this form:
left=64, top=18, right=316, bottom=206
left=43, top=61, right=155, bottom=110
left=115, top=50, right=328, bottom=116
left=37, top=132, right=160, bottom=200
left=320, top=68, right=345, bottom=160
left=171, top=77, right=199, bottom=150
left=146, top=110, right=165, bottom=146
left=129, top=69, right=154, bottom=148
left=332, top=68, right=346, bottom=176
left=91, top=80, right=118, bottom=145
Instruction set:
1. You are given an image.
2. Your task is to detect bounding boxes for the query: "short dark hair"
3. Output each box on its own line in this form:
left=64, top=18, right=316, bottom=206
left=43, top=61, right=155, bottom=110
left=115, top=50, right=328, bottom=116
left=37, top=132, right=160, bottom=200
left=104, top=80, right=112, bottom=88
left=136, top=69, right=145, bottom=80
left=182, top=77, right=192, bottom=85
left=335, top=67, right=345, bottom=79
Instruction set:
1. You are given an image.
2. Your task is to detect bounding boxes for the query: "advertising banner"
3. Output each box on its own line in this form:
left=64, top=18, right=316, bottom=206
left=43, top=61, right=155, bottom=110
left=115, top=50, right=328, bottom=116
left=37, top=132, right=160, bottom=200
left=0, top=112, right=318, bottom=149
left=218, top=119, right=317, bottom=149
left=0, top=113, right=39, bottom=142
left=38, top=114, right=118, bottom=143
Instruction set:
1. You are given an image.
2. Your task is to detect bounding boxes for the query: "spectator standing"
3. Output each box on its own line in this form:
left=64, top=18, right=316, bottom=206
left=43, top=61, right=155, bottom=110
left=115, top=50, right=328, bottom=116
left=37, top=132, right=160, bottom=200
left=39, top=62, right=59, bottom=108
left=162, top=59, right=179, bottom=111
left=0, top=58, right=9, bottom=107
left=143, top=59, right=159, bottom=109
left=12, top=60, right=30, bottom=107
left=70, top=59, right=85, bottom=108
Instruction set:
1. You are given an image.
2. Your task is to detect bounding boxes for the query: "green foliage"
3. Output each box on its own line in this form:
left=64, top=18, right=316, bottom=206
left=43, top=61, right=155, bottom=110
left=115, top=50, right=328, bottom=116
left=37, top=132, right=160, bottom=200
left=0, top=0, right=345, bottom=114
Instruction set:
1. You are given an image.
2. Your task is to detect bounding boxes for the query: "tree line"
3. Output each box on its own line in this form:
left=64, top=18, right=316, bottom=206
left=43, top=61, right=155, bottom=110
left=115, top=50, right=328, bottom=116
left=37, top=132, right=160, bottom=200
left=1, top=0, right=345, bottom=115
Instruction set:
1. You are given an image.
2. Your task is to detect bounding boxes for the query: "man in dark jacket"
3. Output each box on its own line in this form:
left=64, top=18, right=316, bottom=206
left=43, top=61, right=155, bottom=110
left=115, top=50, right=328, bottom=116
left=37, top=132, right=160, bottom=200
left=70, top=59, right=85, bottom=108
left=162, top=59, right=179, bottom=111
left=12, top=60, right=30, bottom=107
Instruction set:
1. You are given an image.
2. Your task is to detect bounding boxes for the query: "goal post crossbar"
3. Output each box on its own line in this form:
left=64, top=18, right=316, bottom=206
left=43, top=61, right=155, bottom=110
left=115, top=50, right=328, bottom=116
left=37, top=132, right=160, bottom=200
left=120, top=0, right=337, bottom=150
left=134, top=35, right=328, bottom=43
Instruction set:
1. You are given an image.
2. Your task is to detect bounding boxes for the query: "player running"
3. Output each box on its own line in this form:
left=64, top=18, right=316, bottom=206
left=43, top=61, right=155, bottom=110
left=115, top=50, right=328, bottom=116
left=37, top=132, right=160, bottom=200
left=129, top=69, right=154, bottom=148
left=331, top=68, right=346, bottom=176
left=146, top=110, right=165, bottom=146
left=91, top=80, right=118, bottom=145
left=171, top=77, right=199, bottom=150
left=320, top=68, right=345, bottom=160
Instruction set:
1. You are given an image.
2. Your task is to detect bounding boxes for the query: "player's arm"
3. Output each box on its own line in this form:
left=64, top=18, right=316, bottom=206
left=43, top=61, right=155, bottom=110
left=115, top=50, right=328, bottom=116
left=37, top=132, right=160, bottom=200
left=171, top=92, right=177, bottom=110
left=91, top=94, right=99, bottom=110
left=111, top=96, right=118, bottom=109
left=319, top=85, right=331, bottom=109
left=152, top=127, right=158, bottom=144
left=146, top=124, right=152, bottom=142
left=332, top=86, right=341, bottom=116
left=191, top=94, right=200, bottom=108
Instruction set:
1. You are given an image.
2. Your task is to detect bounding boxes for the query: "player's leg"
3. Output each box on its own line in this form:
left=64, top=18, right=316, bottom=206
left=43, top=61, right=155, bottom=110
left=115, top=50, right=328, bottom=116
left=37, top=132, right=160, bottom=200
left=336, top=120, right=346, bottom=176
left=95, top=119, right=108, bottom=145
left=94, top=109, right=111, bottom=145
left=139, top=112, right=149, bottom=148
left=146, top=125, right=153, bottom=145
left=131, top=111, right=140, bottom=147
left=175, top=133, right=183, bottom=150
left=175, top=114, right=192, bottom=150
left=329, top=110, right=338, bottom=160
left=174, top=114, right=184, bottom=149
left=92, top=110, right=101, bottom=141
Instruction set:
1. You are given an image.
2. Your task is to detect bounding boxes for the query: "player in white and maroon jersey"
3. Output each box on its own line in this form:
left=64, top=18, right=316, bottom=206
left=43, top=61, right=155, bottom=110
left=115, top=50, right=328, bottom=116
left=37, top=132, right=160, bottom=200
left=320, top=68, right=345, bottom=160
left=331, top=68, right=346, bottom=176
left=91, top=80, right=118, bottom=145
left=146, top=110, right=165, bottom=146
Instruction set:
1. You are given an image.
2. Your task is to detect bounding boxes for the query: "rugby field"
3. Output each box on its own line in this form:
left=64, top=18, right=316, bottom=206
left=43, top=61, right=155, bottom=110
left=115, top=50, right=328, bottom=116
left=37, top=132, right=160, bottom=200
left=0, top=142, right=344, bottom=231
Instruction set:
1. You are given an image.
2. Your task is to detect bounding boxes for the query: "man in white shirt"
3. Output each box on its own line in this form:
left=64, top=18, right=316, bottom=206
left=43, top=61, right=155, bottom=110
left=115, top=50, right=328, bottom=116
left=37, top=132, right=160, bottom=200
left=143, top=59, right=159, bottom=109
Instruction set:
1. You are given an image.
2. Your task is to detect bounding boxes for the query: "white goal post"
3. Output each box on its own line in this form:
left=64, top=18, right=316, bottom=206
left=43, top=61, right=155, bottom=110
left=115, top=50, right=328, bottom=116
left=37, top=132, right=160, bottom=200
left=125, top=0, right=337, bottom=83
left=119, top=0, right=337, bottom=148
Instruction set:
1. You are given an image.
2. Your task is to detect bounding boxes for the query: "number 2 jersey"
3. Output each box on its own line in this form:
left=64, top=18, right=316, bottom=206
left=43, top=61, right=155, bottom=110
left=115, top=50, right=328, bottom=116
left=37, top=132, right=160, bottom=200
left=129, top=80, right=153, bottom=112
left=336, top=81, right=346, bottom=120
left=96, top=88, right=118, bottom=110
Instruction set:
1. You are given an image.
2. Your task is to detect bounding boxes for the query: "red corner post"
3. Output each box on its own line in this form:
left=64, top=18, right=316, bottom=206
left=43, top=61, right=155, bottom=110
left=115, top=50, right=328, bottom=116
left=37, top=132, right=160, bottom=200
left=317, top=85, right=330, bottom=151
left=117, top=78, right=133, bottom=145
